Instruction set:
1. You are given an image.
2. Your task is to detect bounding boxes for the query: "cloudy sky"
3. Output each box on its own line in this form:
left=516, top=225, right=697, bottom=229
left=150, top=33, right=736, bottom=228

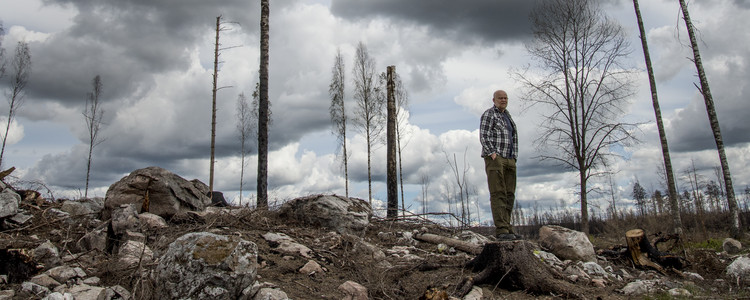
left=0, top=0, right=748, bottom=223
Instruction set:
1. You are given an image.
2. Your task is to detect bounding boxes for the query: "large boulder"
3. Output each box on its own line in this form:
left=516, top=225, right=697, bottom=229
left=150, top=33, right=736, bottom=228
left=278, top=195, right=371, bottom=235
left=152, top=232, right=258, bottom=299
left=538, top=225, right=596, bottom=262
left=103, top=166, right=211, bottom=219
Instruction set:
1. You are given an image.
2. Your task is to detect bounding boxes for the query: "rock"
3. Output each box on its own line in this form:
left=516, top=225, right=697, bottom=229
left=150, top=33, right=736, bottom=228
left=42, top=292, right=73, bottom=300
left=60, top=198, right=103, bottom=218
left=103, top=166, right=212, bottom=219
left=683, top=271, right=704, bottom=281
left=299, top=260, right=324, bottom=275
left=455, top=230, right=491, bottom=245
left=669, top=288, right=692, bottom=297
left=82, top=277, right=100, bottom=286
left=77, top=226, right=107, bottom=252
left=338, top=281, right=368, bottom=300
left=726, top=256, right=750, bottom=283
left=153, top=232, right=258, bottom=299
left=723, top=238, right=742, bottom=254
left=278, top=194, right=371, bottom=235
left=116, top=240, right=153, bottom=271
left=99, top=285, right=131, bottom=300
left=29, top=274, right=60, bottom=289
left=7, top=212, right=32, bottom=225
left=45, top=266, right=85, bottom=284
left=620, top=280, right=655, bottom=295
left=0, top=188, right=20, bottom=218
left=262, top=232, right=313, bottom=258
left=138, top=212, right=168, bottom=231
left=591, top=278, right=607, bottom=288
left=65, top=284, right=105, bottom=300
left=463, top=286, right=484, bottom=300
left=33, top=240, right=61, bottom=269
left=581, top=261, right=607, bottom=278
left=0, top=289, right=14, bottom=300
left=22, top=281, right=50, bottom=297
left=538, top=225, right=596, bottom=262
left=110, top=204, right=140, bottom=235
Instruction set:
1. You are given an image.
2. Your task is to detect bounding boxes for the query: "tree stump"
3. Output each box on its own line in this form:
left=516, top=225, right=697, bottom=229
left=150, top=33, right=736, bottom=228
left=625, top=229, right=685, bottom=272
left=459, top=240, right=584, bottom=298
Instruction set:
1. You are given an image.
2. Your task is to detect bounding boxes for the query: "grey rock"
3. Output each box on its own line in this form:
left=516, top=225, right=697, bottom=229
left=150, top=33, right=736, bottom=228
left=278, top=195, right=371, bottom=235
left=0, top=188, right=20, bottom=218
left=726, top=256, right=750, bottom=283
left=338, top=281, right=368, bottom=300
left=538, top=225, right=596, bottom=262
left=103, top=166, right=212, bottom=219
left=33, top=240, right=61, bottom=269
left=22, top=281, right=50, bottom=297
left=723, top=238, right=742, bottom=254
left=110, top=204, right=140, bottom=235
left=116, top=240, right=153, bottom=271
left=153, top=232, right=258, bottom=299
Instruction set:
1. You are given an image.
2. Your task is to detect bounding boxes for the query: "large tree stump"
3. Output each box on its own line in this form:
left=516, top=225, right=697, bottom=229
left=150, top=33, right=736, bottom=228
left=459, top=241, right=584, bottom=298
left=625, top=229, right=685, bottom=272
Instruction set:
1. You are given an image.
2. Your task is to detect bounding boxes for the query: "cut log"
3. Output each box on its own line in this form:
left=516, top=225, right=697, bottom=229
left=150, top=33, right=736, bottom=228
left=413, top=232, right=482, bottom=255
left=459, top=240, right=585, bottom=298
left=0, top=166, right=15, bottom=181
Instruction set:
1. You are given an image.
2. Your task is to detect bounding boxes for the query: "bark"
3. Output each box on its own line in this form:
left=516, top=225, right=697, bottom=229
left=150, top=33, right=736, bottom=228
left=386, top=66, right=397, bottom=219
left=633, top=0, right=683, bottom=234
left=257, top=0, right=270, bottom=208
left=678, top=0, right=740, bottom=238
left=209, top=16, right=220, bottom=195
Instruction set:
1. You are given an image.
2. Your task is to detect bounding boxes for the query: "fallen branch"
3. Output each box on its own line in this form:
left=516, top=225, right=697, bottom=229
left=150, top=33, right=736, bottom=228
left=413, top=232, right=482, bottom=255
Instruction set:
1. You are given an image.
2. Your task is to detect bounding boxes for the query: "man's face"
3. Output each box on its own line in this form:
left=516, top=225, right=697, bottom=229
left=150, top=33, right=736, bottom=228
left=493, top=91, right=508, bottom=110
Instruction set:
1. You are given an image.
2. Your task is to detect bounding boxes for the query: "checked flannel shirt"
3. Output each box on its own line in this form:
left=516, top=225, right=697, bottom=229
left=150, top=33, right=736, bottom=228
left=480, top=106, right=518, bottom=159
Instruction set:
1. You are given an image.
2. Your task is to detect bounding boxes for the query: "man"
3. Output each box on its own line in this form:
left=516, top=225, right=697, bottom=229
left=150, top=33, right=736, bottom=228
left=479, top=90, right=519, bottom=240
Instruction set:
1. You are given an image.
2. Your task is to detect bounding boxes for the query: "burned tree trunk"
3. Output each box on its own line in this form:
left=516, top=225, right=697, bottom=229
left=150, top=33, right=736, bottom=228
left=626, top=229, right=685, bottom=272
left=459, top=241, right=584, bottom=298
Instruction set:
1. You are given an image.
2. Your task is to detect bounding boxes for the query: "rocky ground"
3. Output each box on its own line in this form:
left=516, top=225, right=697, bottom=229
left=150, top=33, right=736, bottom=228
left=1, top=170, right=749, bottom=299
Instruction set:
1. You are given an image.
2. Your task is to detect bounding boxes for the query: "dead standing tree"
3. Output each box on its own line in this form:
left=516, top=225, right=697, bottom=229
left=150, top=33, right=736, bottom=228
left=386, top=66, right=397, bottom=219
left=235, top=92, right=255, bottom=206
left=1, top=41, right=31, bottom=168
left=329, top=48, right=349, bottom=198
left=514, top=0, right=638, bottom=233
left=257, top=0, right=270, bottom=209
left=632, top=0, right=683, bottom=234
left=678, top=0, right=740, bottom=238
left=209, top=15, right=239, bottom=199
left=83, top=75, right=105, bottom=199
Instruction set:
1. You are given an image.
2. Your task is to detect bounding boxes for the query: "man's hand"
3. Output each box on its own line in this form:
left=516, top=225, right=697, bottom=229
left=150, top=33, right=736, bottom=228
left=491, top=153, right=497, bottom=160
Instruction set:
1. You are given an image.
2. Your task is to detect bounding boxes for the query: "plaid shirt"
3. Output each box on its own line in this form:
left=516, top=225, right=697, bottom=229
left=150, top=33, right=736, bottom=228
left=480, top=106, right=518, bottom=159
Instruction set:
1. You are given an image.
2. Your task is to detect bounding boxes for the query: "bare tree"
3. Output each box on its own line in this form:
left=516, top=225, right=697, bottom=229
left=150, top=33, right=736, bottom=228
left=329, top=48, right=349, bottom=198
left=632, top=0, right=683, bottom=234
left=83, top=75, right=105, bottom=198
left=236, top=91, right=255, bottom=206
left=1, top=41, right=31, bottom=167
left=420, top=173, right=430, bottom=215
left=351, top=42, right=384, bottom=204
left=394, top=71, right=410, bottom=217
left=209, top=16, right=239, bottom=198
left=632, top=180, right=647, bottom=217
left=678, top=0, right=740, bottom=237
left=257, top=0, right=270, bottom=208
left=0, top=22, right=6, bottom=80
left=515, top=0, right=637, bottom=233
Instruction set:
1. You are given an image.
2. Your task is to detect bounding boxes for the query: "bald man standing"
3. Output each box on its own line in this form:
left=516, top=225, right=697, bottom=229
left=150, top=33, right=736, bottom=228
left=479, top=90, right=520, bottom=240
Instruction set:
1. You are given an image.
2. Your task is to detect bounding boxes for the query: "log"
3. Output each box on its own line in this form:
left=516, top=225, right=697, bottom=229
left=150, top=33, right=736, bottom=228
left=413, top=232, right=482, bottom=255
left=459, top=240, right=585, bottom=298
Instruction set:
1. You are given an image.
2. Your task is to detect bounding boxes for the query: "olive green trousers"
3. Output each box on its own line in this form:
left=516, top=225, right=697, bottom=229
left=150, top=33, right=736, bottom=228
left=484, top=156, right=516, bottom=235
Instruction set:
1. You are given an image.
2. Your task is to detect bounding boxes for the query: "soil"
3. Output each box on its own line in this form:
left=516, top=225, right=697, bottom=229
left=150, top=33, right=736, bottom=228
left=1, top=198, right=747, bottom=299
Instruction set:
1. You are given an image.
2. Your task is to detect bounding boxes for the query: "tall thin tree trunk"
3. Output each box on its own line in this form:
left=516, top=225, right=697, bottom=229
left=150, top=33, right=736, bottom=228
left=397, top=118, right=405, bottom=217
left=257, top=0, right=270, bottom=208
left=679, top=0, right=740, bottom=237
left=209, top=16, right=220, bottom=197
left=386, top=66, right=397, bottom=219
left=633, top=0, right=682, bottom=234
